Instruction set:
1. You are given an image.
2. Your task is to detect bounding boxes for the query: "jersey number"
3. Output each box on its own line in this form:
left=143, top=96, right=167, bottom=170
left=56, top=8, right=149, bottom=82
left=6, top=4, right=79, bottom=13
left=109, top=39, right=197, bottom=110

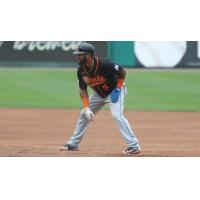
left=102, top=84, right=109, bottom=91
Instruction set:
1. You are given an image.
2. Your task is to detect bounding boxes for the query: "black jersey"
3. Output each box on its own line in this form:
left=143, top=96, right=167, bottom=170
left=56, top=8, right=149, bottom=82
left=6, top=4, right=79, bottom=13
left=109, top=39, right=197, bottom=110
left=77, top=57, right=124, bottom=98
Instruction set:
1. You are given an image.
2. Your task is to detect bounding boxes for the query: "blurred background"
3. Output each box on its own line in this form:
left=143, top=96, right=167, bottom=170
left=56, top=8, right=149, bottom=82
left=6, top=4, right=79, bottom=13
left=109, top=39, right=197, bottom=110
left=0, top=41, right=199, bottom=68
left=0, top=41, right=200, bottom=111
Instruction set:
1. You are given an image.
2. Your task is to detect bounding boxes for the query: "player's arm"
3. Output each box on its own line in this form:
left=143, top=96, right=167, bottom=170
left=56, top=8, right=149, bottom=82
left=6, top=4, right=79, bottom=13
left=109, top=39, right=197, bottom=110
left=116, top=68, right=126, bottom=89
left=79, top=89, right=94, bottom=120
left=77, top=68, right=94, bottom=120
left=77, top=69, right=89, bottom=108
left=80, top=89, right=89, bottom=108
left=106, top=61, right=126, bottom=103
left=104, top=59, right=126, bottom=89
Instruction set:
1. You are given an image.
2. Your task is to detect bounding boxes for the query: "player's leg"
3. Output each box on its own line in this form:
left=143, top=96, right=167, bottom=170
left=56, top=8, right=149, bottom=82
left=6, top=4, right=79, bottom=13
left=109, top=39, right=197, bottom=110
left=109, top=86, right=141, bottom=153
left=62, top=92, right=105, bottom=150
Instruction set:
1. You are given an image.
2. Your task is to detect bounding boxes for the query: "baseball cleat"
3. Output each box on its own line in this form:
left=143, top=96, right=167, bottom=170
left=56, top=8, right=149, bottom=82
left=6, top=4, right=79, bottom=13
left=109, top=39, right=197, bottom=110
left=122, top=146, right=141, bottom=154
left=59, top=144, right=78, bottom=151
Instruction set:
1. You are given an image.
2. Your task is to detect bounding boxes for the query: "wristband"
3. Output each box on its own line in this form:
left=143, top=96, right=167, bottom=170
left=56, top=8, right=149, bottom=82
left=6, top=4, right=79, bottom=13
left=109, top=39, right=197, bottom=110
left=117, top=78, right=124, bottom=89
left=82, top=97, right=89, bottom=108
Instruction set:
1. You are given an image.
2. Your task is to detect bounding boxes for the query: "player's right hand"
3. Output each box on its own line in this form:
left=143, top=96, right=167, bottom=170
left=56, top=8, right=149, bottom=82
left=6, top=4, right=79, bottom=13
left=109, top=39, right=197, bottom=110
left=111, top=88, right=121, bottom=103
left=83, top=107, right=94, bottom=120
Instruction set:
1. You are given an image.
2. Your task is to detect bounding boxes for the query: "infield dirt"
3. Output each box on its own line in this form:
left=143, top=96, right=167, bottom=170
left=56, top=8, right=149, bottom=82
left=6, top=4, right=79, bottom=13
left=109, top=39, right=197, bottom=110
left=0, top=108, right=200, bottom=156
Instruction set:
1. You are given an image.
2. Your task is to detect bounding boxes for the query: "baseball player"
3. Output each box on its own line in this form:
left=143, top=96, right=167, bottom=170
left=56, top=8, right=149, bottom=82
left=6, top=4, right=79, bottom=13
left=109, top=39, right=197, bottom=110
left=60, top=42, right=141, bottom=154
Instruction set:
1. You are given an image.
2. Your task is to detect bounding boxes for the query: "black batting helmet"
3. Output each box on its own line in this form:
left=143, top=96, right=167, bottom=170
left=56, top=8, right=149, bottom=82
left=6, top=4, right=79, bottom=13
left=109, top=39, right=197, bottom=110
left=73, top=42, right=95, bottom=56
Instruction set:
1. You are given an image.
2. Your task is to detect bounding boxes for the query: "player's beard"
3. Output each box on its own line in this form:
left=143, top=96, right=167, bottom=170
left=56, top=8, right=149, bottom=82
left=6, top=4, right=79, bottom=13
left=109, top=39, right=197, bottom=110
left=78, top=55, right=87, bottom=65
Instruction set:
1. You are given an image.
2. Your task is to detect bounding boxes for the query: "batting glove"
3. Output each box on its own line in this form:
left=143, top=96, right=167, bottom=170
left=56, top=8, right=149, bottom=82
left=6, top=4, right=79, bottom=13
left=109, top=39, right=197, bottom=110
left=83, top=107, right=94, bottom=120
left=111, top=88, right=121, bottom=103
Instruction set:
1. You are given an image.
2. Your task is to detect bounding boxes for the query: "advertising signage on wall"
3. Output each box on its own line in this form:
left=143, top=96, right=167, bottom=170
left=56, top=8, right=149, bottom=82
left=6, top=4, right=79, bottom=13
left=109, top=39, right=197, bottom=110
left=0, top=41, right=200, bottom=68
left=0, top=41, right=107, bottom=63
left=134, top=42, right=187, bottom=68
left=134, top=41, right=200, bottom=68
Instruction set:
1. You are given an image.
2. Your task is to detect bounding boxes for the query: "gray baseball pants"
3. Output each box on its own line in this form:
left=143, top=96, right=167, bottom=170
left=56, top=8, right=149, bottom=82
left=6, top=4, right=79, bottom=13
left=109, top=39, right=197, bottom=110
left=67, top=86, right=140, bottom=148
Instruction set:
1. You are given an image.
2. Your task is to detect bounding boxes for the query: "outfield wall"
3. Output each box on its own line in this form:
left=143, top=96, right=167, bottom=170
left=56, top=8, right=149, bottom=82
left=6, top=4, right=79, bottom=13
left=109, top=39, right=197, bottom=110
left=0, top=41, right=107, bottom=67
left=0, top=41, right=200, bottom=68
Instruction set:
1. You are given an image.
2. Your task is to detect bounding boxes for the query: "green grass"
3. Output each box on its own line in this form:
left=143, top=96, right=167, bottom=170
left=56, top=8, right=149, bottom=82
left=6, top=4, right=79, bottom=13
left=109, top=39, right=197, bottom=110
left=125, top=71, right=200, bottom=111
left=0, top=69, right=200, bottom=112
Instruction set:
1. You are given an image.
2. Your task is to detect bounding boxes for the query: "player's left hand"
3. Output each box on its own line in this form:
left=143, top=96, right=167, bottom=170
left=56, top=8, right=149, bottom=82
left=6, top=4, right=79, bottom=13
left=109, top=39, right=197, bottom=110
left=111, top=88, right=121, bottom=103
left=83, top=107, right=94, bottom=120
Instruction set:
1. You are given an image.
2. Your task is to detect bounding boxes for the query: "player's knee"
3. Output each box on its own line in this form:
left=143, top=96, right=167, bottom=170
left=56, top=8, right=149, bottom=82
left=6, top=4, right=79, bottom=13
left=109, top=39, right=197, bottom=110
left=111, top=112, right=122, bottom=121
